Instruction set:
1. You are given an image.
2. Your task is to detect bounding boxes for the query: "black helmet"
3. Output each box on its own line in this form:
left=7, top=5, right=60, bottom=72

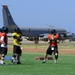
left=2, top=27, right=8, bottom=33
left=14, top=27, right=21, bottom=33
left=51, top=29, right=56, bottom=34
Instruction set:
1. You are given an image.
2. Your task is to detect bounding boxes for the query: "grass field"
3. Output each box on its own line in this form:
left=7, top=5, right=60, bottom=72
left=0, top=42, right=75, bottom=75
left=0, top=53, right=75, bottom=75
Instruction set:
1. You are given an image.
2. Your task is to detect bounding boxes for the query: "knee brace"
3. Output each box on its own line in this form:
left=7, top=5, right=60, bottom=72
left=55, top=53, right=58, bottom=60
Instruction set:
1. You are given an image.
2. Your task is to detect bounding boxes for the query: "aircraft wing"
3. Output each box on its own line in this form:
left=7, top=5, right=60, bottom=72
left=39, top=33, right=49, bottom=37
left=39, top=33, right=49, bottom=41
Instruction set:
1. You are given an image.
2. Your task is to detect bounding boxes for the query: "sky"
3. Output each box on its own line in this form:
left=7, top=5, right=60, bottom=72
left=0, top=0, right=75, bottom=33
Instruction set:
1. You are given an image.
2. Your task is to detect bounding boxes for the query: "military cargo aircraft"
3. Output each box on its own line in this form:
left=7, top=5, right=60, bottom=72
left=2, top=5, right=67, bottom=40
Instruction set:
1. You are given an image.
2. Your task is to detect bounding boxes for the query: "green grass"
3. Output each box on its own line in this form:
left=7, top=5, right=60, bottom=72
left=0, top=53, right=75, bottom=75
left=1, top=41, right=75, bottom=75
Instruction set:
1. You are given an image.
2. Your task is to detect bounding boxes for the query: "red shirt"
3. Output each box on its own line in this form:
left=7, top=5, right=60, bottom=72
left=48, top=34, right=59, bottom=46
left=1, top=32, right=8, bottom=44
left=0, top=32, right=2, bottom=44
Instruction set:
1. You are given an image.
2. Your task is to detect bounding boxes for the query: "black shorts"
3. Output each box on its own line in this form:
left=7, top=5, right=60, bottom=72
left=13, top=45, right=22, bottom=56
left=1, top=47, right=8, bottom=55
left=46, top=46, right=58, bottom=55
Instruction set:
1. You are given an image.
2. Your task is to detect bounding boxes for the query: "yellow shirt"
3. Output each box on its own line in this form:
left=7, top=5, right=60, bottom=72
left=12, top=32, right=22, bottom=46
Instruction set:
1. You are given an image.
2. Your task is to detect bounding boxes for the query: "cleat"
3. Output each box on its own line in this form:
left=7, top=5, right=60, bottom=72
left=11, top=60, right=17, bottom=64
left=17, top=61, right=21, bottom=64
left=0, top=60, right=6, bottom=65
left=42, top=60, right=46, bottom=64
left=54, top=60, right=57, bottom=64
left=0, top=62, right=7, bottom=66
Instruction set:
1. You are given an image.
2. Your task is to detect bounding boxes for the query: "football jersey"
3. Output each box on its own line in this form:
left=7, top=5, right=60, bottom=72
left=48, top=34, right=59, bottom=46
left=0, top=32, right=8, bottom=47
left=12, top=32, right=22, bottom=46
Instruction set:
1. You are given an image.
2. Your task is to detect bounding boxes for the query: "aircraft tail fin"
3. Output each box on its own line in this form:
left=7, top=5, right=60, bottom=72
left=2, top=5, right=18, bottom=32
